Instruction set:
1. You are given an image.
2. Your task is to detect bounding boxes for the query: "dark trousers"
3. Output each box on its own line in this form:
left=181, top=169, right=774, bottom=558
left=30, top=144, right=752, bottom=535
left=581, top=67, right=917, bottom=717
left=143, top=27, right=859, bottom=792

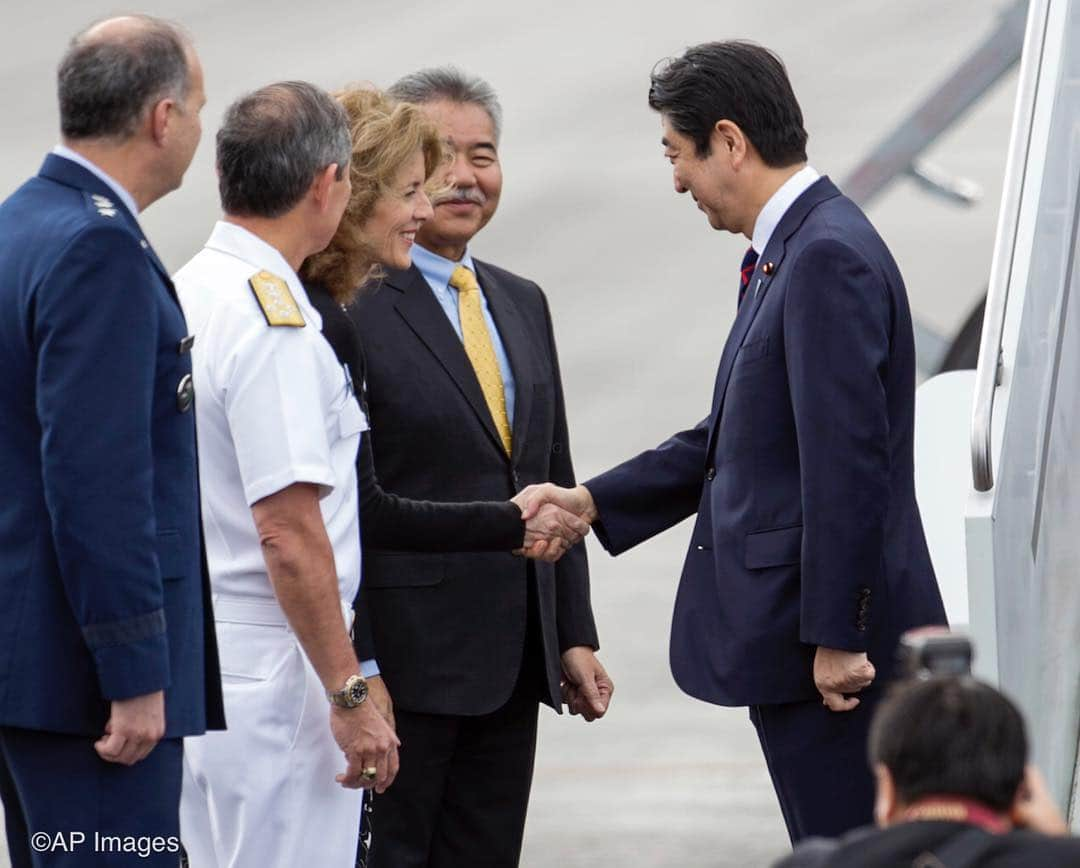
left=749, top=688, right=879, bottom=843
left=367, top=678, right=539, bottom=868
left=0, top=727, right=183, bottom=867
left=369, top=579, right=545, bottom=868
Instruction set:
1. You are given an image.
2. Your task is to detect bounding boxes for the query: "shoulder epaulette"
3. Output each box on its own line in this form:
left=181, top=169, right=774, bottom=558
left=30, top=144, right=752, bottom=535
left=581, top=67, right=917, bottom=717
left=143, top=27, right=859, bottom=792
left=248, top=270, right=305, bottom=328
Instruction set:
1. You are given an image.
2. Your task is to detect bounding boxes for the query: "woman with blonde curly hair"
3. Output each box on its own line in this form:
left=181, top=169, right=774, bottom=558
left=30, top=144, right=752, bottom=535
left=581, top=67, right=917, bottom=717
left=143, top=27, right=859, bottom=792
left=298, top=89, right=588, bottom=862
left=302, top=87, right=444, bottom=303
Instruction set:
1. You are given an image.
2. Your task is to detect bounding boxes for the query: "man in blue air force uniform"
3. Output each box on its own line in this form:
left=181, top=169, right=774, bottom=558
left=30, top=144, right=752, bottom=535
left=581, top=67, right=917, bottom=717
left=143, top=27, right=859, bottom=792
left=0, top=16, right=223, bottom=867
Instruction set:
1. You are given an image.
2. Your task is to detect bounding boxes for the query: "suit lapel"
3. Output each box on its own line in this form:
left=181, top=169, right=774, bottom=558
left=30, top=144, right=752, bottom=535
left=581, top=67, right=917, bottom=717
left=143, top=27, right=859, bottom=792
left=704, top=177, right=842, bottom=460
left=39, top=154, right=178, bottom=303
left=473, top=260, right=533, bottom=463
left=387, top=265, right=509, bottom=460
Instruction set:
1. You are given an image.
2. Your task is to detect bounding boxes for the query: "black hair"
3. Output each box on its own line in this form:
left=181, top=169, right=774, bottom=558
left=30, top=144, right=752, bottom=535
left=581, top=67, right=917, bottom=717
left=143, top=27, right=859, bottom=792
left=648, top=40, right=808, bottom=166
left=868, top=677, right=1027, bottom=812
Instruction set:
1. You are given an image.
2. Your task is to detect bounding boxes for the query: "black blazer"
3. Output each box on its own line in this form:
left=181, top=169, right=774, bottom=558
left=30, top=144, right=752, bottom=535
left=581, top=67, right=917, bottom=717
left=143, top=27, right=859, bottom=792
left=308, top=284, right=524, bottom=552
left=343, top=261, right=598, bottom=716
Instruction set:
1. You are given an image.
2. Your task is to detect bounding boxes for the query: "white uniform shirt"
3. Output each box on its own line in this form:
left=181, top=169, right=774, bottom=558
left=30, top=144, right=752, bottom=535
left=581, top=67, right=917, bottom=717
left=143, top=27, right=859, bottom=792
left=175, top=221, right=367, bottom=608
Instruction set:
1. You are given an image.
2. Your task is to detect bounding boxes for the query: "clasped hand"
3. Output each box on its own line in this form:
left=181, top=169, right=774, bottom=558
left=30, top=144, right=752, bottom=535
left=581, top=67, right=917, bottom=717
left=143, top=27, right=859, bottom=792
left=814, top=646, right=876, bottom=712
left=510, top=483, right=597, bottom=563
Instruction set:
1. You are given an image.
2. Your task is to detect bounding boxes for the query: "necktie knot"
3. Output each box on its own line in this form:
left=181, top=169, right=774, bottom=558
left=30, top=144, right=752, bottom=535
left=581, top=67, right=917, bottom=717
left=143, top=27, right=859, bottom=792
left=738, top=247, right=759, bottom=306
left=450, top=265, right=480, bottom=294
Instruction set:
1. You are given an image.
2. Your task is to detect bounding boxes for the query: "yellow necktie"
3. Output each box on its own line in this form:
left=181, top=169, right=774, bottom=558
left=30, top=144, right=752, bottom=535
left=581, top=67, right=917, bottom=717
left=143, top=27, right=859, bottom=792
left=450, top=265, right=513, bottom=456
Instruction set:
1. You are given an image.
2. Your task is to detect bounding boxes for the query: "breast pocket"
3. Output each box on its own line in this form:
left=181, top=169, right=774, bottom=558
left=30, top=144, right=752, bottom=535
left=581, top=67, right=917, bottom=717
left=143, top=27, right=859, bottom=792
left=733, top=336, right=770, bottom=369
left=338, top=395, right=368, bottom=440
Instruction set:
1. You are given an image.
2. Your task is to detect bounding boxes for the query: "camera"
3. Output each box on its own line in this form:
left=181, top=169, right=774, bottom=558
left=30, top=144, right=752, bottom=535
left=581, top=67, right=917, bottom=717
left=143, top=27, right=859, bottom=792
left=897, top=628, right=973, bottom=678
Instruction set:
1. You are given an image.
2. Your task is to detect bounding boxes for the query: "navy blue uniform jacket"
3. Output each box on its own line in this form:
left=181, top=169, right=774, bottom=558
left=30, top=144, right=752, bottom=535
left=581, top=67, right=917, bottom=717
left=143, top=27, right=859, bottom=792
left=0, top=155, right=224, bottom=737
left=586, top=178, right=946, bottom=707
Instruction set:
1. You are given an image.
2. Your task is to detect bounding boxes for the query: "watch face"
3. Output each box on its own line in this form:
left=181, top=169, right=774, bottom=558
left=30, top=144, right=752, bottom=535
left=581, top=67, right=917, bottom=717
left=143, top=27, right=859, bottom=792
left=348, top=678, right=368, bottom=706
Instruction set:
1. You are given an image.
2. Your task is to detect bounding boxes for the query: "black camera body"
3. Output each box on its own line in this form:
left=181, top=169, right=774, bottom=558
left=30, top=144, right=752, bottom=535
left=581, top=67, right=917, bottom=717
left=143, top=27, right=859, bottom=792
left=898, top=629, right=974, bottom=678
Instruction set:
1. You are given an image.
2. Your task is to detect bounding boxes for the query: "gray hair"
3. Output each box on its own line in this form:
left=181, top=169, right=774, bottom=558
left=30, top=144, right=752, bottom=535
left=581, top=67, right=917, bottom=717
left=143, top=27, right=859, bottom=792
left=58, top=15, right=191, bottom=141
left=388, top=67, right=503, bottom=143
left=216, top=81, right=351, bottom=219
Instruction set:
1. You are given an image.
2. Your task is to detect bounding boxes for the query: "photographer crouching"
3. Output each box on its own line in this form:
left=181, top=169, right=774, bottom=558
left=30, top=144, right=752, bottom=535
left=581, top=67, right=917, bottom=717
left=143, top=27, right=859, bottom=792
left=776, top=637, right=1080, bottom=867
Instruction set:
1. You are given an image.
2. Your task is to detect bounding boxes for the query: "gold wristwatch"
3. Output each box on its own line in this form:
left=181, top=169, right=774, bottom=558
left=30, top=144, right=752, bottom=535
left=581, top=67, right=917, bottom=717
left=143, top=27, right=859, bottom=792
left=327, top=674, right=368, bottom=708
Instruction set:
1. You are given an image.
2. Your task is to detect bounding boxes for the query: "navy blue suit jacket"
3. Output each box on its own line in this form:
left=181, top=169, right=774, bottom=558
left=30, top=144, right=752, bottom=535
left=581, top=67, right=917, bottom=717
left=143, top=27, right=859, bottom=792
left=0, top=155, right=224, bottom=737
left=586, top=177, right=946, bottom=707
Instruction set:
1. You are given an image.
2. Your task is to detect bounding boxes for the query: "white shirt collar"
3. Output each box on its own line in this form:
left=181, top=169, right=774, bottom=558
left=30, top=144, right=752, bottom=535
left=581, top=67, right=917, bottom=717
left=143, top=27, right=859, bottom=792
left=203, top=220, right=320, bottom=324
left=52, top=144, right=140, bottom=218
left=751, top=165, right=820, bottom=255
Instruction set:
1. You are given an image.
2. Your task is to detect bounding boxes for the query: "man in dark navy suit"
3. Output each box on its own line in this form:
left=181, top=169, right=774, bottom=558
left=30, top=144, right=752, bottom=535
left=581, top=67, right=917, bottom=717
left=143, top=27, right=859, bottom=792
left=0, top=16, right=223, bottom=867
left=519, top=41, right=947, bottom=842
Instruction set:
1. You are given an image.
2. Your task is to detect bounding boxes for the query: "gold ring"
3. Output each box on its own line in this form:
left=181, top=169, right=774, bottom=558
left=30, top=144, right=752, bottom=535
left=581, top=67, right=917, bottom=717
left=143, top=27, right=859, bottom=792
left=361, top=767, right=377, bottom=780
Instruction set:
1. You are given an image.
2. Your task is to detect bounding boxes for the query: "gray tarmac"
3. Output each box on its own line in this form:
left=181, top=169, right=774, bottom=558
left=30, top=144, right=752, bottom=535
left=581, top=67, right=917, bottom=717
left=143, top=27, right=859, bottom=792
left=0, top=1, right=1015, bottom=864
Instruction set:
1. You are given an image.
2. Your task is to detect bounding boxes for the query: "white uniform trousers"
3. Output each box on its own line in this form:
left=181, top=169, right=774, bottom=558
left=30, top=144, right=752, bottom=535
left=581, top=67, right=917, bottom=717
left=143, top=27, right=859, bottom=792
left=180, top=597, right=363, bottom=868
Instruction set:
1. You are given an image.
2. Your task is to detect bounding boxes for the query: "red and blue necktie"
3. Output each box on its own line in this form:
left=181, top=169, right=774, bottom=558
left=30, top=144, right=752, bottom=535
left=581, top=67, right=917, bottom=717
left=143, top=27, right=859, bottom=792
left=738, top=246, right=759, bottom=308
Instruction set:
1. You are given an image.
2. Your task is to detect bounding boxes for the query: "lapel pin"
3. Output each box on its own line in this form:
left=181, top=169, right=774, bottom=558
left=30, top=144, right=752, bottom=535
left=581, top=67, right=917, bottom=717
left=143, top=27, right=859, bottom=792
left=754, top=277, right=763, bottom=299
left=762, top=262, right=775, bottom=276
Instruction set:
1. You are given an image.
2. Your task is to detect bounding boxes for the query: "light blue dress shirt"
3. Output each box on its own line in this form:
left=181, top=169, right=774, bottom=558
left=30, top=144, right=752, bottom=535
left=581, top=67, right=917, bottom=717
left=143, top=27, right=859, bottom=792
left=411, top=244, right=516, bottom=428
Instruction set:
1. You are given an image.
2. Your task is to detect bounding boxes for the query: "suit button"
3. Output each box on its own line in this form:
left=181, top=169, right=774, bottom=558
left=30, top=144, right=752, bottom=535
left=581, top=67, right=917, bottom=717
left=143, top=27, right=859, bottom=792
left=176, top=374, right=194, bottom=413
left=512, top=471, right=521, bottom=489
left=705, top=467, right=716, bottom=481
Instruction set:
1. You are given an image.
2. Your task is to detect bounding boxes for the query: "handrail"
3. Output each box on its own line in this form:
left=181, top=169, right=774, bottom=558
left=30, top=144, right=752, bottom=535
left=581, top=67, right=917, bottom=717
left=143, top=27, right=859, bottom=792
left=971, top=0, right=1051, bottom=492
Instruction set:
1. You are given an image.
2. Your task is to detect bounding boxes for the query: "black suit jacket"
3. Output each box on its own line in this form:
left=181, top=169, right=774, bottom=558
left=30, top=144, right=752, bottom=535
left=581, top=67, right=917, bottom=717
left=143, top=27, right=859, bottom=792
left=308, top=284, right=524, bottom=552
left=345, top=260, right=598, bottom=716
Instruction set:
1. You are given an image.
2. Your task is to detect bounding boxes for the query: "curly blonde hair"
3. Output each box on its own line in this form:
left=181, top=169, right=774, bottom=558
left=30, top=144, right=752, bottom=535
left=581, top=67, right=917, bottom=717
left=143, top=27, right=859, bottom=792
left=300, top=86, right=445, bottom=303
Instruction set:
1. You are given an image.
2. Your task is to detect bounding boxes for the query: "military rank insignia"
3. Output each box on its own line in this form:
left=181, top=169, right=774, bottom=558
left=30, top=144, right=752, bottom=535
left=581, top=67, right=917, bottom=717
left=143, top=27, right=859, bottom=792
left=248, top=270, right=305, bottom=327
left=91, top=194, right=117, bottom=218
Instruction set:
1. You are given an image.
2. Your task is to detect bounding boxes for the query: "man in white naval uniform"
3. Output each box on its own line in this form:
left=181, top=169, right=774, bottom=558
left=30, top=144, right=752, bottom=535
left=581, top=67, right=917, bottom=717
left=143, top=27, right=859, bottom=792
left=175, top=81, right=398, bottom=867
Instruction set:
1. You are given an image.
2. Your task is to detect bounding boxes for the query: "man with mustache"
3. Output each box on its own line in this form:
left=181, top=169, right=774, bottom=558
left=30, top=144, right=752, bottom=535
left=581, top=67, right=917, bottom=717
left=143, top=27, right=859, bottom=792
left=347, top=68, right=611, bottom=867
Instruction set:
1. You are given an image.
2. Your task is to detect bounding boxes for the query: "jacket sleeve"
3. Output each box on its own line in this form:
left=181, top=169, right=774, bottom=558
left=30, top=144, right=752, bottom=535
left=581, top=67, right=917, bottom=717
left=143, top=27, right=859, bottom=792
left=357, top=429, right=525, bottom=552
left=584, top=418, right=709, bottom=556
left=534, top=290, right=599, bottom=652
left=34, top=224, right=170, bottom=701
left=311, top=291, right=527, bottom=553
left=783, top=239, right=891, bottom=652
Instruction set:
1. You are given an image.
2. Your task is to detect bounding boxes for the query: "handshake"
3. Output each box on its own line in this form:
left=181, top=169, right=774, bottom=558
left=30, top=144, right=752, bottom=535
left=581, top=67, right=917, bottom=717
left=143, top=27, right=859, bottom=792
left=510, top=483, right=599, bottom=563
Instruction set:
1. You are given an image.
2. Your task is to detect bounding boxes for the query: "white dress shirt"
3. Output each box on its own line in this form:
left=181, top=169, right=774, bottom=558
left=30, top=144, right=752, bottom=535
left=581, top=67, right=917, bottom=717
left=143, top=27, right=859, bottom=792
left=751, top=164, right=820, bottom=254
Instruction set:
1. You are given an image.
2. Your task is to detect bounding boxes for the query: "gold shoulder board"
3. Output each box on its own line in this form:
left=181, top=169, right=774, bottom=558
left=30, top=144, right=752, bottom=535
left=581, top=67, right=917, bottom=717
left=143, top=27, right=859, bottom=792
left=248, top=270, right=305, bottom=327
